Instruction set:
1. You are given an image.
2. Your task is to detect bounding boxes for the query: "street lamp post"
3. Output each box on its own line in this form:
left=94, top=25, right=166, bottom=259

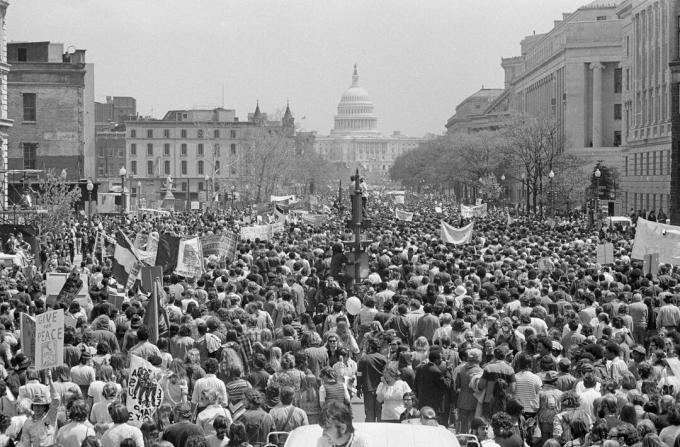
left=119, top=166, right=127, bottom=218
left=548, top=170, right=555, bottom=217
left=137, top=181, right=142, bottom=211
left=500, top=174, right=506, bottom=210
left=521, top=172, right=526, bottom=215
left=230, top=185, right=235, bottom=209
left=594, top=168, right=602, bottom=227
left=86, top=179, right=94, bottom=223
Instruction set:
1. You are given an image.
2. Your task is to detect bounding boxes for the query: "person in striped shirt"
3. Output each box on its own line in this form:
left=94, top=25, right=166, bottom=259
left=512, top=352, right=542, bottom=417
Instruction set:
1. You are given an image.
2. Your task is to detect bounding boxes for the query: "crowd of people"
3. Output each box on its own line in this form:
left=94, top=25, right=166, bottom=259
left=0, top=191, right=677, bottom=447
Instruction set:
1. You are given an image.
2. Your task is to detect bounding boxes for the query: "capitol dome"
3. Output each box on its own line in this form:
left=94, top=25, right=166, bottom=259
left=331, top=65, right=380, bottom=136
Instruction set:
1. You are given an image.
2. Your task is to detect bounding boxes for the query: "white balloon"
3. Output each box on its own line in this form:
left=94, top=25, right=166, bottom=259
left=346, top=296, right=362, bottom=315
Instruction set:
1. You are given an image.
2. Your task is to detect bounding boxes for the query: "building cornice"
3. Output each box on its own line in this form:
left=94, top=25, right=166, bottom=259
left=0, top=118, right=13, bottom=130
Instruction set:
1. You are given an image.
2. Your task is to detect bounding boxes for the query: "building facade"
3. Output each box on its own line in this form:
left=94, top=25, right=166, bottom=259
left=95, top=96, right=136, bottom=130
left=617, top=0, right=673, bottom=217
left=0, top=2, right=11, bottom=211
left=314, top=66, right=426, bottom=185
left=7, top=42, right=95, bottom=185
left=123, top=106, right=294, bottom=210
left=445, top=88, right=505, bottom=133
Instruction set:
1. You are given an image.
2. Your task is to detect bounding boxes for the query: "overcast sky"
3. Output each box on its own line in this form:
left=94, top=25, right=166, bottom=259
left=8, top=0, right=588, bottom=137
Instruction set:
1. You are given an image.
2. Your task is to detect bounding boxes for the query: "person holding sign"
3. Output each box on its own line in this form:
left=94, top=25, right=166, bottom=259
left=20, top=369, right=60, bottom=447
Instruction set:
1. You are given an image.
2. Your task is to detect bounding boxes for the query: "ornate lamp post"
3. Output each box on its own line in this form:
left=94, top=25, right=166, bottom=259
left=119, top=166, right=127, bottom=218
left=204, top=174, right=210, bottom=209
left=137, top=180, right=142, bottom=211
left=86, top=179, right=94, bottom=222
left=500, top=174, right=506, bottom=209
left=548, top=170, right=555, bottom=217
left=594, top=168, right=602, bottom=226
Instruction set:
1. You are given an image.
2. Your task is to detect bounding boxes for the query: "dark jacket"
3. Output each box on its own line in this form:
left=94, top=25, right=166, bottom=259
left=414, top=361, right=449, bottom=411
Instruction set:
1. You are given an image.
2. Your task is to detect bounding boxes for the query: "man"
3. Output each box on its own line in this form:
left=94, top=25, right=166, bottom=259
left=512, top=352, right=542, bottom=418
left=162, top=402, right=205, bottom=447
left=604, top=342, right=628, bottom=381
left=628, top=293, right=648, bottom=343
left=414, top=303, right=440, bottom=343
left=455, top=348, right=483, bottom=434
left=356, top=337, right=387, bottom=423
left=471, top=417, right=500, bottom=447
left=656, top=294, right=680, bottom=331
left=478, top=345, right=515, bottom=418
left=269, top=386, right=308, bottom=433
left=414, top=349, right=449, bottom=425
left=577, top=372, right=601, bottom=421
left=191, top=358, right=228, bottom=407
left=241, top=389, right=274, bottom=446
left=128, top=326, right=162, bottom=361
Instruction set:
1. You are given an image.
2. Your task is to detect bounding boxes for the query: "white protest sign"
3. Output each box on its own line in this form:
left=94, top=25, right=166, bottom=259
left=127, top=355, right=164, bottom=426
left=34, top=309, right=64, bottom=370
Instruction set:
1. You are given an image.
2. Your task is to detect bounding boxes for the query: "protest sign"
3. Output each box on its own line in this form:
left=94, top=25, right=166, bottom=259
left=127, top=355, right=164, bottom=426
left=461, top=204, right=488, bottom=218
left=141, top=266, right=164, bottom=295
left=200, top=233, right=238, bottom=263
left=395, top=209, right=414, bottom=222
left=34, top=309, right=64, bottom=370
left=46, top=273, right=89, bottom=308
left=241, top=224, right=273, bottom=241
left=596, top=243, right=615, bottom=265
left=300, top=213, right=327, bottom=226
left=20, top=313, right=35, bottom=363
left=126, top=260, right=143, bottom=291
left=632, top=217, right=680, bottom=264
left=175, top=237, right=204, bottom=278
left=440, top=221, right=474, bottom=245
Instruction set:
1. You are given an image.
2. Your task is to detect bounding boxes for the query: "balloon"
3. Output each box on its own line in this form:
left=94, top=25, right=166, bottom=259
left=345, top=296, right=361, bottom=315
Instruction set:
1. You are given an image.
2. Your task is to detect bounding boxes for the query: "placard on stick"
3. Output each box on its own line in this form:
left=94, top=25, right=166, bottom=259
left=34, top=309, right=64, bottom=370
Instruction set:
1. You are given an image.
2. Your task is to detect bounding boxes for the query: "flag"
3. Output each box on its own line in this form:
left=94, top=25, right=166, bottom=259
left=143, top=280, right=161, bottom=344
left=111, top=230, right=140, bottom=287
left=440, top=220, right=474, bottom=245
left=274, top=204, right=285, bottom=221
left=155, top=233, right=181, bottom=275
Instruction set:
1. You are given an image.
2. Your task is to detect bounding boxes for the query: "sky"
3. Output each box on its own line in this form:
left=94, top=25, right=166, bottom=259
left=8, top=0, right=588, bottom=137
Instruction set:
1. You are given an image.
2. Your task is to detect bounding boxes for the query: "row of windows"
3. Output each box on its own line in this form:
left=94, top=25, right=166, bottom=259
left=624, top=150, right=671, bottom=176
left=625, top=191, right=670, bottom=214
left=129, top=159, right=237, bottom=177
left=130, top=128, right=238, bottom=139
left=130, top=143, right=237, bottom=157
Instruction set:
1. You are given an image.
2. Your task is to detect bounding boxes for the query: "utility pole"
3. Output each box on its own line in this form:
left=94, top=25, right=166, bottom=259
left=351, top=169, right=362, bottom=282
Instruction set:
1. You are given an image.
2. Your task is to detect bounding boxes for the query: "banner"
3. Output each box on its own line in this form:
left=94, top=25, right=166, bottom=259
left=127, top=355, right=164, bottom=426
left=632, top=217, right=680, bottom=265
left=35, top=309, right=64, bottom=370
left=20, top=313, right=35, bottom=363
left=200, top=233, right=238, bottom=263
left=133, top=233, right=149, bottom=251
left=46, top=273, right=90, bottom=310
left=395, top=209, right=414, bottom=222
left=440, top=220, right=474, bottom=245
left=136, top=232, right=159, bottom=264
left=461, top=204, right=487, bottom=218
left=270, top=194, right=296, bottom=203
left=300, top=213, right=328, bottom=226
left=125, top=260, right=144, bottom=291
left=596, top=243, right=615, bottom=265
left=175, top=237, right=204, bottom=278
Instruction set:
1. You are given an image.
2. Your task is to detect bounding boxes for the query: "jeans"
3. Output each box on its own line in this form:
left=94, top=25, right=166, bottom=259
left=633, top=325, right=647, bottom=344
left=363, top=391, right=382, bottom=422
left=457, top=408, right=475, bottom=433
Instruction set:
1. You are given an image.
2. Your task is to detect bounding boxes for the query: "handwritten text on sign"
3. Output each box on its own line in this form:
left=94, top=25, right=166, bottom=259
left=35, top=309, right=64, bottom=370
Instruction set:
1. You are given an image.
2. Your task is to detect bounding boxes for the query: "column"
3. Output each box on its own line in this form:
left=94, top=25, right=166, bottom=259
left=590, top=62, right=605, bottom=147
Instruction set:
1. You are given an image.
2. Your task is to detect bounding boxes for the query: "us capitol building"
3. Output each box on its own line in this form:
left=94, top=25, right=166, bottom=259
left=313, top=65, right=427, bottom=184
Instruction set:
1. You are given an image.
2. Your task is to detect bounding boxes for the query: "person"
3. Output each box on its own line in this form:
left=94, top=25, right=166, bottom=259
left=196, top=388, right=233, bottom=437
left=205, top=415, right=230, bottom=447
left=240, top=389, right=274, bottom=446
left=70, top=351, right=96, bottom=397
left=268, top=386, right=308, bottom=434
left=89, top=382, right=118, bottom=429
left=20, top=369, right=60, bottom=447
left=413, top=349, right=449, bottom=425
left=375, top=364, right=411, bottom=423
left=356, top=337, right=387, bottom=423
left=471, top=417, right=500, bottom=447
left=455, top=348, right=483, bottom=434
left=192, top=358, right=228, bottom=408
left=419, top=406, right=439, bottom=427
left=399, top=392, right=420, bottom=423
left=100, top=403, right=144, bottom=447
left=478, top=345, right=515, bottom=418
left=55, top=399, right=97, bottom=447
left=319, top=367, right=350, bottom=409
left=490, top=412, right=523, bottom=447
left=317, top=401, right=368, bottom=447
left=161, top=402, right=205, bottom=447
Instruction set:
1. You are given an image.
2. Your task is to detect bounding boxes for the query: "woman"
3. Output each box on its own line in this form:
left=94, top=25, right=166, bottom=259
left=140, top=420, right=159, bottom=447
left=325, top=335, right=341, bottom=367
left=51, top=365, right=80, bottom=403
left=399, top=392, right=420, bottom=423
left=93, top=343, right=112, bottom=370
left=318, top=367, right=350, bottom=409
left=89, top=382, right=118, bottom=430
left=267, top=353, right=305, bottom=404
left=411, top=336, right=429, bottom=368
left=100, top=403, right=144, bottom=447
left=375, top=365, right=411, bottom=423
left=87, top=365, right=120, bottom=406
left=318, top=401, right=368, bottom=447
left=226, top=421, right=249, bottom=447
left=196, top=388, right=232, bottom=437
left=55, top=400, right=96, bottom=447
left=299, top=361, right=322, bottom=425
left=333, top=318, right=360, bottom=358
left=159, top=359, right=189, bottom=406
left=331, top=347, right=357, bottom=398
left=433, top=313, right=453, bottom=345
left=205, top=415, right=230, bottom=447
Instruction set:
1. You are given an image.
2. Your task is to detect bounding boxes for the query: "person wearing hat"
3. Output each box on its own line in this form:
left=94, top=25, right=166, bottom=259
left=121, top=314, right=143, bottom=353
left=20, top=369, right=60, bottom=447
left=537, top=371, right=562, bottom=445
left=70, top=350, right=95, bottom=397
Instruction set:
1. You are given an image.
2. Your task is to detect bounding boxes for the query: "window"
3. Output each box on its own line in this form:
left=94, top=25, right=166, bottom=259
left=180, top=129, right=187, bottom=138
left=17, top=47, right=27, bottom=61
left=214, top=143, right=220, bottom=156
left=230, top=144, right=236, bottom=155
left=147, top=143, right=153, bottom=156
left=626, top=36, right=630, bottom=57
left=596, top=15, right=607, bottom=20
left=646, top=152, right=650, bottom=175
left=215, top=160, right=220, bottom=172
left=626, top=68, right=630, bottom=90
left=197, top=129, right=204, bottom=138
left=163, top=129, right=170, bottom=138
left=164, top=160, right=170, bottom=175
left=198, top=143, right=204, bottom=156
left=614, top=104, right=622, bottom=120
left=214, top=129, right=220, bottom=138
left=614, top=68, right=622, bottom=93
left=181, top=160, right=187, bottom=175
left=660, top=151, right=664, bottom=174
left=230, top=130, right=237, bottom=138
left=147, top=160, right=153, bottom=175
left=197, top=160, right=204, bottom=175
left=668, top=150, right=671, bottom=174
left=614, top=131, right=621, bottom=147
left=146, top=129, right=153, bottom=138
left=130, top=144, right=137, bottom=156
left=181, top=144, right=187, bottom=156
left=230, top=166, right=237, bottom=175
left=22, top=93, right=36, bottom=121
left=181, top=182, right=187, bottom=192
left=131, top=160, right=137, bottom=175
left=625, top=156, right=628, bottom=176
left=198, top=182, right=204, bottom=191
left=164, top=143, right=170, bottom=156
left=653, top=151, right=657, bottom=175
left=634, top=154, right=638, bottom=175
left=23, top=143, right=37, bottom=169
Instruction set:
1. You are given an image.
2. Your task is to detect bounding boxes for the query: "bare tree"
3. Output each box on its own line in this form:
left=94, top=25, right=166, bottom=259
left=26, top=169, right=82, bottom=236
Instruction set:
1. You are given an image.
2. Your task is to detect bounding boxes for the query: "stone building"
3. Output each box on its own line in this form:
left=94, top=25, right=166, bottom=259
left=0, top=1, right=11, bottom=210
left=617, top=0, right=674, bottom=218
left=6, top=42, right=95, bottom=184
left=314, top=65, right=427, bottom=185
left=445, top=88, right=505, bottom=133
